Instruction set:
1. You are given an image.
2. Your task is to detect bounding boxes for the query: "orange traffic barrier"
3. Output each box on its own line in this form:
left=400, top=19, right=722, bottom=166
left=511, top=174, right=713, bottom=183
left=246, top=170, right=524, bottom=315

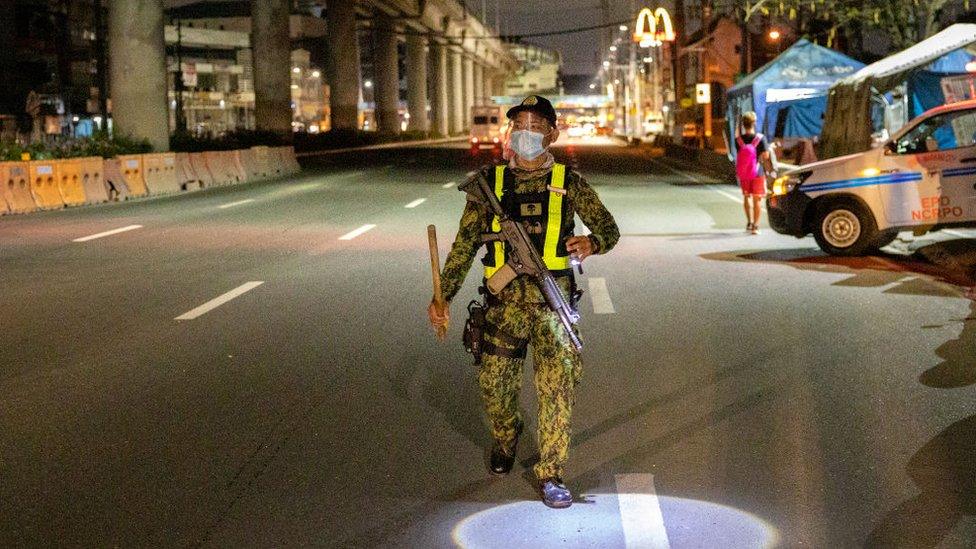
left=189, top=153, right=217, bottom=187
left=142, top=153, right=180, bottom=195
left=104, top=155, right=149, bottom=199
left=1, top=162, right=35, bottom=214
left=227, top=150, right=248, bottom=183
left=29, top=160, right=64, bottom=210
left=251, top=146, right=278, bottom=178
left=73, top=157, right=108, bottom=204
left=175, top=153, right=203, bottom=190
left=57, top=157, right=102, bottom=206
left=202, top=151, right=237, bottom=186
left=236, top=148, right=264, bottom=181
left=277, top=146, right=301, bottom=176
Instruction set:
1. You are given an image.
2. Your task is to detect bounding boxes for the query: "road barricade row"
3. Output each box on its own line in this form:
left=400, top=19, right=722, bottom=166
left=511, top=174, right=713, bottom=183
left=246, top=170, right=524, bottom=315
left=0, top=147, right=301, bottom=216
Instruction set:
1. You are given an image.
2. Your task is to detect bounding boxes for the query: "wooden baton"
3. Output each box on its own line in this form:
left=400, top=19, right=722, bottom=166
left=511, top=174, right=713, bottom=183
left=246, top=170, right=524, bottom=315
left=427, top=224, right=448, bottom=340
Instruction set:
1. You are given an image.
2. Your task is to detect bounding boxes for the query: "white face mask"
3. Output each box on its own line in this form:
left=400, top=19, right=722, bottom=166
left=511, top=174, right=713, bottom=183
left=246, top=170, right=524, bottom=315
left=509, top=130, right=546, bottom=160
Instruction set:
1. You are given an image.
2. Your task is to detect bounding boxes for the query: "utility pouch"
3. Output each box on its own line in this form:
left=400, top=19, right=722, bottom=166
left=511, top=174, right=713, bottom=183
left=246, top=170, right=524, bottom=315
left=486, top=263, right=518, bottom=295
left=463, top=300, right=487, bottom=363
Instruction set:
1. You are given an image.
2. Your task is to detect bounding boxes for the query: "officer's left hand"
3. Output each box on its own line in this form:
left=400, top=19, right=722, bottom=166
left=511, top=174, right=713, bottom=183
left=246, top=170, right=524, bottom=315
left=565, top=236, right=595, bottom=262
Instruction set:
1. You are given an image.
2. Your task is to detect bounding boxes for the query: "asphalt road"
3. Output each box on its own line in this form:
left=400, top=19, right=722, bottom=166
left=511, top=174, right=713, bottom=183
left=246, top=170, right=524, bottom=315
left=1, top=141, right=975, bottom=548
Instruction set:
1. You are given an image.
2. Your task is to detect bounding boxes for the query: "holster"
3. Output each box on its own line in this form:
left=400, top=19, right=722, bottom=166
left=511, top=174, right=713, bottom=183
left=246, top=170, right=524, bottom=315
left=462, top=300, right=486, bottom=363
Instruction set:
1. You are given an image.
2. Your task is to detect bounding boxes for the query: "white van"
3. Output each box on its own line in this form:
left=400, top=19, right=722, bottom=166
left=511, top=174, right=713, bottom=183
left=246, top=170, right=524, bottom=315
left=470, top=104, right=506, bottom=153
left=768, top=99, right=976, bottom=255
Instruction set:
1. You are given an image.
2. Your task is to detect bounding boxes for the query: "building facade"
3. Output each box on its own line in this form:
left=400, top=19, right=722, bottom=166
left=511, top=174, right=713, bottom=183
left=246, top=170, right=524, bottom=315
left=503, top=42, right=562, bottom=97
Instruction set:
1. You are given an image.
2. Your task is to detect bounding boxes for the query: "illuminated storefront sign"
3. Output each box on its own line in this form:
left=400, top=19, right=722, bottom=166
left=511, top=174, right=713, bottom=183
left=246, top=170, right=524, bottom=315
left=633, top=7, right=676, bottom=46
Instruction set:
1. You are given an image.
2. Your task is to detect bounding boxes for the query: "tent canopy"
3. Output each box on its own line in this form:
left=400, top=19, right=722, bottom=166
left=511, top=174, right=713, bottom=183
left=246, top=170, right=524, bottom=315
left=726, top=39, right=864, bottom=155
left=821, top=24, right=976, bottom=158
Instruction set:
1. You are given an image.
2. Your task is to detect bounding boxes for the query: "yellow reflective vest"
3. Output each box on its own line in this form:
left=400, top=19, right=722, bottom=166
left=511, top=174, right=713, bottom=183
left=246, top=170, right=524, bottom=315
left=483, top=163, right=573, bottom=278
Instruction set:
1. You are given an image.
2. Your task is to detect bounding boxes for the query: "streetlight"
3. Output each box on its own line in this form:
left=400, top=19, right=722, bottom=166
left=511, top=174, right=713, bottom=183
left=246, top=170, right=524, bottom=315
left=768, top=29, right=781, bottom=41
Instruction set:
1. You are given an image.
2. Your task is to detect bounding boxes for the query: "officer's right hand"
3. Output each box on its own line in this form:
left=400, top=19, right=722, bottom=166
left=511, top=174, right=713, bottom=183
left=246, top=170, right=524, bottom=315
left=428, top=299, right=450, bottom=331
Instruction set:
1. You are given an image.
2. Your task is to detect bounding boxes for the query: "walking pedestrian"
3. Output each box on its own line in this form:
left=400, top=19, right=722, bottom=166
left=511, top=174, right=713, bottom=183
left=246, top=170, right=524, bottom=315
left=735, top=112, right=776, bottom=235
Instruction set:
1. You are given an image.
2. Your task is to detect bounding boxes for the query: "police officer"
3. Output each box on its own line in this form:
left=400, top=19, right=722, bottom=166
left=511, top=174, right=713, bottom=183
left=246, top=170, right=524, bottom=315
left=428, top=95, right=619, bottom=508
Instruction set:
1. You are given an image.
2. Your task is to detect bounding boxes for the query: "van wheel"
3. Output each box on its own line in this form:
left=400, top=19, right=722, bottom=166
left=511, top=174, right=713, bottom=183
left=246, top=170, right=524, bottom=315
left=871, top=229, right=899, bottom=250
left=813, top=199, right=878, bottom=256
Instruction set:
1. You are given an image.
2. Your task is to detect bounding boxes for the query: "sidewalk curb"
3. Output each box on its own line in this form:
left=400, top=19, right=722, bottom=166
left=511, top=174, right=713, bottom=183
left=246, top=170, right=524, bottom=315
left=296, top=137, right=468, bottom=158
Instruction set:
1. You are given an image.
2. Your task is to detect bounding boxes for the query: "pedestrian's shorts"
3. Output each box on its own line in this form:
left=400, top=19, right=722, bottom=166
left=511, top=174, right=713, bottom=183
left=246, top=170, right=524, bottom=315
left=739, top=176, right=765, bottom=196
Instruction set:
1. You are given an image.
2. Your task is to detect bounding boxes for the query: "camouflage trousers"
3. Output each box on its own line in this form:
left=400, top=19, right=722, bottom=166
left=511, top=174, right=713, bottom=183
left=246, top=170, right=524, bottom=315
left=478, top=300, right=582, bottom=480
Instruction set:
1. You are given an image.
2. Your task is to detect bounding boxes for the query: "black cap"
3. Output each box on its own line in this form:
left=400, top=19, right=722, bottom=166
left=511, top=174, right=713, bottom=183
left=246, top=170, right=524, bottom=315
left=506, top=95, right=557, bottom=127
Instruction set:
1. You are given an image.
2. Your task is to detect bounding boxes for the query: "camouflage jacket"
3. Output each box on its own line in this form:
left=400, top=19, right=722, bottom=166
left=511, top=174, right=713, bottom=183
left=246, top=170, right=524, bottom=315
left=439, top=165, right=619, bottom=304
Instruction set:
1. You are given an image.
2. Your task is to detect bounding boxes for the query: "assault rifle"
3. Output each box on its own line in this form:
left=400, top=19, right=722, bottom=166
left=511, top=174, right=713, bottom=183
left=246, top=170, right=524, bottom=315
left=459, top=171, right=583, bottom=352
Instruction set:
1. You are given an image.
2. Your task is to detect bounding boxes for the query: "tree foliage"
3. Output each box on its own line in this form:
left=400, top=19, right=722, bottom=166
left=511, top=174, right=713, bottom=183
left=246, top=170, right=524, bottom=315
left=712, top=0, right=968, bottom=54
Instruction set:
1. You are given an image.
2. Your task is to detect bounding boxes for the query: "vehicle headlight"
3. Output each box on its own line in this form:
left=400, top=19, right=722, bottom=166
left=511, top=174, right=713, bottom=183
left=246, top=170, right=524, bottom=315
left=771, top=174, right=802, bottom=196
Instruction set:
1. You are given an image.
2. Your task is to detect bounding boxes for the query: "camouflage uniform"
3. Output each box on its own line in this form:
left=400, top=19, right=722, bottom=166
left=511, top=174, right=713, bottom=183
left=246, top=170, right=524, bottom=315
left=440, top=164, right=619, bottom=480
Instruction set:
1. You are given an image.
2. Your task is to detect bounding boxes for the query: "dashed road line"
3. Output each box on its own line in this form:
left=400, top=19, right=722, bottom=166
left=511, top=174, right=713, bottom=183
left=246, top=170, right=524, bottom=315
left=72, top=225, right=143, bottom=243
left=442, top=182, right=456, bottom=189
left=339, top=224, right=377, bottom=240
left=614, top=473, right=671, bottom=549
left=708, top=185, right=745, bottom=204
left=175, top=281, right=265, bottom=321
left=405, top=198, right=427, bottom=208
left=218, top=199, right=255, bottom=209
left=588, top=277, right=616, bottom=314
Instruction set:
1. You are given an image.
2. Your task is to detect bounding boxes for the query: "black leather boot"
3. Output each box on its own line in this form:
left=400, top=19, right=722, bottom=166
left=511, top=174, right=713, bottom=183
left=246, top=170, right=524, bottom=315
left=488, top=421, right=523, bottom=476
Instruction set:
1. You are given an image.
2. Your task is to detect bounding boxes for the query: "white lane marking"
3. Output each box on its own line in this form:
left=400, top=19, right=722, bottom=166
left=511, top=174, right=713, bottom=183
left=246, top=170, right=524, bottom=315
left=588, top=277, right=616, bottom=314
left=175, top=281, right=265, bottom=321
left=615, top=473, right=671, bottom=549
left=339, top=224, right=377, bottom=240
left=72, top=225, right=143, bottom=242
left=443, top=181, right=456, bottom=189
left=708, top=184, right=767, bottom=212
left=218, top=199, right=255, bottom=209
left=405, top=198, right=427, bottom=208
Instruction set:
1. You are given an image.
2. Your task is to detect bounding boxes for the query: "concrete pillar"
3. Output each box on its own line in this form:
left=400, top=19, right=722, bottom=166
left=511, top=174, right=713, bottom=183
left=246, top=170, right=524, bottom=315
left=448, top=47, right=464, bottom=135
left=405, top=33, right=429, bottom=133
left=328, top=0, right=361, bottom=130
left=430, top=41, right=450, bottom=137
left=108, top=0, right=169, bottom=151
left=463, top=55, right=474, bottom=130
left=473, top=63, right=484, bottom=106
left=483, top=72, right=493, bottom=104
left=493, top=72, right=506, bottom=96
left=251, top=0, right=292, bottom=136
left=374, top=13, right=400, bottom=134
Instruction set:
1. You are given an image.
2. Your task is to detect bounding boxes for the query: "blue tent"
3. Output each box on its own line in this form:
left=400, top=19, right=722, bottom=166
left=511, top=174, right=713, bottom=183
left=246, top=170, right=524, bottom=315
left=761, top=93, right=827, bottom=138
left=727, top=39, right=864, bottom=155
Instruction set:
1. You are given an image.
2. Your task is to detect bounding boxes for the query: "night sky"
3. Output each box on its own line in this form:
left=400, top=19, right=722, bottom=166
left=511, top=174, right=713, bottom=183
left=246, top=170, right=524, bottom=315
left=165, top=0, right=657, bottom=76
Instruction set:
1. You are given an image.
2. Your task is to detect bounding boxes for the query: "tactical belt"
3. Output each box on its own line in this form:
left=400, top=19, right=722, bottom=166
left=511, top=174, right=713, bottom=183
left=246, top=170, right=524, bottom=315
left=483, top=323, right=528, bottom=360
left=482, top=340, right=528, bottom=360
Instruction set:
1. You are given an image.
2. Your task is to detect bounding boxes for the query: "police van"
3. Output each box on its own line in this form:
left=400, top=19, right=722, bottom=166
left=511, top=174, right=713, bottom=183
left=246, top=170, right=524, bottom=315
left=768, top=99, right=976, bottom=255
left=469, top=104, right=506, bottom=154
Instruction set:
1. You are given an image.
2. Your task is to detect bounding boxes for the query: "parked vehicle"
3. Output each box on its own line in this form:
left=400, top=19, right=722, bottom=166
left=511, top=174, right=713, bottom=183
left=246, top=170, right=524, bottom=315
left=768, top=99, right=976, bottom=255
left=470, top=104, right=506, bottom=154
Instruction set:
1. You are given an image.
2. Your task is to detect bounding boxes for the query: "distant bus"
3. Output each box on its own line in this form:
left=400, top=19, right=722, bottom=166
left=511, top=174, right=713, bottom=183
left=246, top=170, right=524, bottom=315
left=470, top=104, right=506, bottom=154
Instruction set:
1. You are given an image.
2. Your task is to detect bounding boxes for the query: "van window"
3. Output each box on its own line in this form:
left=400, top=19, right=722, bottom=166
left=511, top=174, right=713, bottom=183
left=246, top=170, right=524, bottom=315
left=895, top=109, right=976, bottom=154
left=473, top=116, right=489, bottom=125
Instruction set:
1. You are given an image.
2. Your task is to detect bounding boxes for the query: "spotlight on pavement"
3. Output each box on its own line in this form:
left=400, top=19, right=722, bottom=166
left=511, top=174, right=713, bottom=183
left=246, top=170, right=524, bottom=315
left=452, top=494, right=779, bottom=548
